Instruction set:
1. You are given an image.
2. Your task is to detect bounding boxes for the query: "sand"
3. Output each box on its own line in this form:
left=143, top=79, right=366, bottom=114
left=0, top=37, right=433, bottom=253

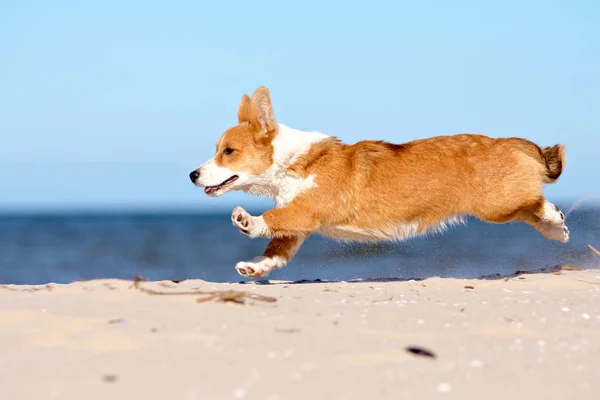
left=1, top=268, right=600, bottom=400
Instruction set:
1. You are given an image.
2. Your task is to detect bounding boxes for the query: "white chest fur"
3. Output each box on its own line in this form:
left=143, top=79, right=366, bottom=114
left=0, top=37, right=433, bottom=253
left=246, top=123, right=328, bottom=207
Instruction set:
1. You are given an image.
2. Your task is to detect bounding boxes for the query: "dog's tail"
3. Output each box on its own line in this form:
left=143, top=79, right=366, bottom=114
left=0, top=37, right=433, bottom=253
left=539, top=144, right=566, bottom=184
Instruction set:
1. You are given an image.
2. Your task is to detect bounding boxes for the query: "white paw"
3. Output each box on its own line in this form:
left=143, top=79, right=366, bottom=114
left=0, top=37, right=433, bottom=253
left=231, top=207, right=270, bottom=238
left=231, top=206, right=251, bottom=235
left=235, top=256, right=287, bottom=279
left=552, top=223, right=570, bottom=243
left=543, top=202, right=565, bottom=226
left=540, top=223, right=570, bottom=243
left=235, top=258, right=274, bottom=278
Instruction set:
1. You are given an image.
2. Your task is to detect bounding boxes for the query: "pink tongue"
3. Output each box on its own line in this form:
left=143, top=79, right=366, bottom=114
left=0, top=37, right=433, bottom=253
left=204, top=187, right=213, bottom=194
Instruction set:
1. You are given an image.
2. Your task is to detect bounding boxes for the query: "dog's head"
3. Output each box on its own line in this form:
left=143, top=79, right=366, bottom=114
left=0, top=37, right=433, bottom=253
left=189, top=87, right=278, bottom=197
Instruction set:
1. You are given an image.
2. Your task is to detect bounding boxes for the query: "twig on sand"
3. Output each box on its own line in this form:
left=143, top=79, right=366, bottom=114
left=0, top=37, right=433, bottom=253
left=372, top=296, right=394, bottom=303
left=130, top=275, right=277, bottom=304
left=588, top=244, right=600, bottom=257
left=195, top=290, right=278, bottom=304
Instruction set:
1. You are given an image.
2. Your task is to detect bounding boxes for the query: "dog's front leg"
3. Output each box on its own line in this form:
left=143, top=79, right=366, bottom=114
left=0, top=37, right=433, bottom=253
left=235, top=235, right=306, bottom=278
left=231, top=207, right=271, bottom=238
left=231, top=204, right=318, bottom=278
left=231, top=204, right=320, bottom=238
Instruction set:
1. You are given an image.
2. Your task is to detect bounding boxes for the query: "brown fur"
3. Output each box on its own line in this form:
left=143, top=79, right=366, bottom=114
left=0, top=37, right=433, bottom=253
left=212, top=88, right=278, bottom=175
left=265, top=134, right=566, bottom=234
left=541, top=144, right=566, bottom=183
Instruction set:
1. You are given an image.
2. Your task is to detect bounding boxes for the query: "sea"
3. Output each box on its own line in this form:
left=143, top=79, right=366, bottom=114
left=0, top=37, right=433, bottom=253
left=1, top=206, right=598, bottom=285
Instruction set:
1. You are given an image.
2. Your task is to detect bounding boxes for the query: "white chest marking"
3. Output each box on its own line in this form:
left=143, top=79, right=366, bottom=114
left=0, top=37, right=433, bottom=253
left=272, top=173, right=317, bottom=207
left=245, top=123, right=328, bottom=207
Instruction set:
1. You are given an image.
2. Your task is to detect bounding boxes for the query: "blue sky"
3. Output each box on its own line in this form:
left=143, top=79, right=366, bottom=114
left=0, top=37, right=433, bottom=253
left=1, top=0, right=598, bottom=212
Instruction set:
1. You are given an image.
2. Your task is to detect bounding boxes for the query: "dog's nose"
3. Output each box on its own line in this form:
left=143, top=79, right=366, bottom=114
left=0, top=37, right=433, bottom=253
left=189, top=170, right=200, bottom=183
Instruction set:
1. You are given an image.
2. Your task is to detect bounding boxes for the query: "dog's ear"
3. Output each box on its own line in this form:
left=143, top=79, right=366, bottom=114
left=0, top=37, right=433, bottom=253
left=250, top=86, right=277, bottom=142
left=238, top=94, right=252, bottom=124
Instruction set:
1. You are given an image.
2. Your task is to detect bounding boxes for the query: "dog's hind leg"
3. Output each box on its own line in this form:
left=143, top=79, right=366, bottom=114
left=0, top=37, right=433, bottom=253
left=235, top=235, right=306, bottom=278
left=518, top=199, right=570, bottom=243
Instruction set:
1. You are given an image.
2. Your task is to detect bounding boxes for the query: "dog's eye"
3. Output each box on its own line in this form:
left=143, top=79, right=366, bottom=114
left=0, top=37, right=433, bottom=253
left=223, top=148, right=234, bottom=156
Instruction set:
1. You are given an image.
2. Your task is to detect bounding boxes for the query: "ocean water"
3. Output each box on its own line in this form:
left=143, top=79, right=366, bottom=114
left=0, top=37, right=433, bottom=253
left=0, top=207, right=598, bottom=285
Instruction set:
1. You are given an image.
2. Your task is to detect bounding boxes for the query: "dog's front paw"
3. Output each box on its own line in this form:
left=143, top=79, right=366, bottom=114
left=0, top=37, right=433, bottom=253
left=235, top=257, right=275, bottom=278
left=231, top=206, right=270, bottom=238
left=231, top=206, right=252, bottom=235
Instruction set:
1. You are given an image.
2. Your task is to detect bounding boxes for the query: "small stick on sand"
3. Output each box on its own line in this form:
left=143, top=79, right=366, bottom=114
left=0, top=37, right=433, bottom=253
left=131, top=275, right=277, bottom=304
left=588, top=244, right=600, bottom=257
left=372, top=296, right=394, bottom=303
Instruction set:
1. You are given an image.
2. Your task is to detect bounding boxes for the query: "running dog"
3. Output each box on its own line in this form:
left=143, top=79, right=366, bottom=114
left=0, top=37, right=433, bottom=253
left=189, top=87, right=568, bottom=278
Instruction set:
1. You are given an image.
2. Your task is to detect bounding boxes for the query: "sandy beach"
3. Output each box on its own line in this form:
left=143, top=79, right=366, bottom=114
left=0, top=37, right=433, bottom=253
left=1, top=267, right=600, bottom=400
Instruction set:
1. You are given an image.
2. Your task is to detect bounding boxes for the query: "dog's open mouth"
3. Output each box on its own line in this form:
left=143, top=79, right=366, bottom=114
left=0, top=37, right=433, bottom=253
left=204, top=175, right=239, bottom=195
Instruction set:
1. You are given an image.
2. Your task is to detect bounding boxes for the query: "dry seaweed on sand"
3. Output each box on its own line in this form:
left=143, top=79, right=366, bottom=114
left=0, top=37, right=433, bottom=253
left=130, top=275, right=277, bottom=304
left=195, top=289, right=278, bottom=304
left=559, top=264, right=580, bottom=271
left=479, top=264, right=580, bottom=281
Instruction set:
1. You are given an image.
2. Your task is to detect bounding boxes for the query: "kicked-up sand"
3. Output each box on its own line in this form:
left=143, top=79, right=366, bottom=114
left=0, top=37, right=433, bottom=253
left=1, top=267, right=600, bottom=400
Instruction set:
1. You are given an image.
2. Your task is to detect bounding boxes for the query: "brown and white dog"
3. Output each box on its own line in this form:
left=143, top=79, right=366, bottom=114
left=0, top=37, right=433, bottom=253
left=189, top=86, right=569, bottom=278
